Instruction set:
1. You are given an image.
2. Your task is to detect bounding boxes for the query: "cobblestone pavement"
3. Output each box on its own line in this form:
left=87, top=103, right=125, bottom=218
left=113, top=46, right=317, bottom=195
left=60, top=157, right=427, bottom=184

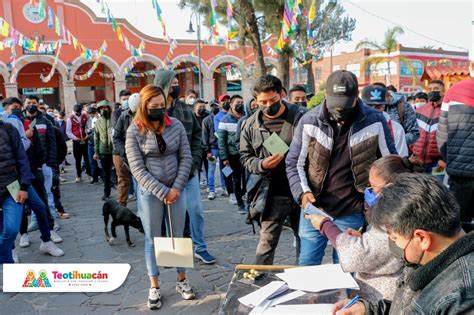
left=0, top=161, right=314, bottom=314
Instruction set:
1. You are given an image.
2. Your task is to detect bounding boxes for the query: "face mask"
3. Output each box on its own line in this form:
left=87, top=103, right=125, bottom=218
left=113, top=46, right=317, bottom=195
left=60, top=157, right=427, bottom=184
left=414, top=102, right=425, bottom=109
left=328, top=107, right=355, bottom=122
left=187, top=97, right=196, bottom=105
left=47, top=112, right=55, bottom=117
left=211, top=107, right=219, bottom=115
left=122, top=100, right=129, bottom=110
left=234, top=103, right=244, bottom=114
left=11, top=108, right=23, bottom=118
left=26, top=105, right=38, bottom=115
left=101, top=111, right=111, bottom=118
left=169, top=86, right=180, bottom=99
left=57, top=118, right=63, bottom=122
left=148, top=108, right=165, bottom=121
left=364, top=187, right=379, bottom=208
left=295, top=101, right=307, bottom=107
left=428, top=91, right=442, bottom=102
left=222, top=102, right=231, bottom=111
left=197, top=108, right=207, bottom=116
left=388, top=238, right=424, bottom=269
left=260, top=100, right=281, bottom=116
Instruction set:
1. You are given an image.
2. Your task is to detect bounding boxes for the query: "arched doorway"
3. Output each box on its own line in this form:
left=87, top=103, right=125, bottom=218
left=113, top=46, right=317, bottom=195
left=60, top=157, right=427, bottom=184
left=209, top=56, right=244, bottom=98
left=16, top=62, right=63, bottom=109
left=74, top=62, right=115, bottom=104
left=125, top=61, right=156, bottom=93
left=173, top=61, right=202, bottom=99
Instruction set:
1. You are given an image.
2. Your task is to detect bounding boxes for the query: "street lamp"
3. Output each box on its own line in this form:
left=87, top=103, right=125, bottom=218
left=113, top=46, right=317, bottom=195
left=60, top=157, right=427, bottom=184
left=187, top=12, right=203, bottom=98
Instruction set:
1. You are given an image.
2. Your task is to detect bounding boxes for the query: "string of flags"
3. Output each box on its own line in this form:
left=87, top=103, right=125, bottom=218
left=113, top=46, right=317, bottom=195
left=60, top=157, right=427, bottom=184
left=40, top=41, right=62, bottom=82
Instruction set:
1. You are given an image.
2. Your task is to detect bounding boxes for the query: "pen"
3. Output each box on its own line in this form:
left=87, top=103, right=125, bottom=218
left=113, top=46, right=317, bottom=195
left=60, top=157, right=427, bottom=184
left=341, top=295, right=360, bottom=310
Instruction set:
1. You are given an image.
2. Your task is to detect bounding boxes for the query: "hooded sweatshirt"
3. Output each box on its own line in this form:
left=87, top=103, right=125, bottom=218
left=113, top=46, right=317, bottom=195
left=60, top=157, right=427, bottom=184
left=386, top=91, right=419, bottom=146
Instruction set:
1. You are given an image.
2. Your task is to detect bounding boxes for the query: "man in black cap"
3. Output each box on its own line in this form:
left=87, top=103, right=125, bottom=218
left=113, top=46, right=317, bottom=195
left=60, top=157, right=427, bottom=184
left=286, top=70, right=398, bottom=266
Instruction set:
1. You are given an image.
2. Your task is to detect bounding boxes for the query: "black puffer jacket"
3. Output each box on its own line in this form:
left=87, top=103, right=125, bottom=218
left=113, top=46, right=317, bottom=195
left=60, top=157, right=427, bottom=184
left=113, top=109, right=133, bottom=157
left=27, top=112, right=57, bottom=167
left=437, top=79, right=474, bottom=178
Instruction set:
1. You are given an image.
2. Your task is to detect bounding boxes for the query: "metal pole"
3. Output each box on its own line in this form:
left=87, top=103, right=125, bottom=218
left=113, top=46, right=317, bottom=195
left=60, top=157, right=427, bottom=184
left=196, top=13, right=203, bottom=98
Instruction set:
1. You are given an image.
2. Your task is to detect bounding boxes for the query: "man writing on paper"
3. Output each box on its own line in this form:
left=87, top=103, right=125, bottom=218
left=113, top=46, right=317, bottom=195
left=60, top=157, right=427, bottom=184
left=333, top=173, right=474, bottom=314
left=0, top=120, right=34, bottom=263
left=286, top=70, right=397, bottom=266
left=240, top=75, right=307, bottom=265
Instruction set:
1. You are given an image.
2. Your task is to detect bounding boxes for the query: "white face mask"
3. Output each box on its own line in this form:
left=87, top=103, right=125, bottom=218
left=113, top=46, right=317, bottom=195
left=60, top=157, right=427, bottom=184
left=414, top=102, right=426, bottom=108
left=186, top=97, right=196, bottom=105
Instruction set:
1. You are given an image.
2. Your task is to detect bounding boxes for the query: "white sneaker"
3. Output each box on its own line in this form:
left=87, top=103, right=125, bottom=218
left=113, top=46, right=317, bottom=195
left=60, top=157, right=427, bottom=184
left=75, top=176, right=82, bottom=183
left=40, top=241, right=64, bottom=257
left=50, top=230, right=63, bottom=243
left=147, top=287, right=162, bottom=310
left=176, top=279, right=196, bottom=300
left=208, top=192, right=215, bottom=200
left=19, top=233, right=30, bottom=248
left=229, top=193, right=237, bottom=205
left=12, top=249, right=19, bottom=263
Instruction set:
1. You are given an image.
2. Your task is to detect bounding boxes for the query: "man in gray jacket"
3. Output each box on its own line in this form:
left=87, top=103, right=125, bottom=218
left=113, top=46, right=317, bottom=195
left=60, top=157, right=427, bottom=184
left=154, top=70, right=216, bottom=264
left=333, top=173, right=473, bottom=314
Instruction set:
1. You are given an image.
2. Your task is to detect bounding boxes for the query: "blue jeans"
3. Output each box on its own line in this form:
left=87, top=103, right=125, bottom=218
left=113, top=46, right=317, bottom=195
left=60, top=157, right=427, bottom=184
left=26, top=185, right=51, bottom=242
left=298, top=210, right=364, bottom=266
left=88, top=143, right=100, bottom=181
left=185, top=175, right=207, bottom=253
left=137, top=186, right=186, bottom=277
left=42, top=164, right=56, bottom=221
left=0, top=195, right=23, bottom=263
left=208, top=148, right=226, bottom=193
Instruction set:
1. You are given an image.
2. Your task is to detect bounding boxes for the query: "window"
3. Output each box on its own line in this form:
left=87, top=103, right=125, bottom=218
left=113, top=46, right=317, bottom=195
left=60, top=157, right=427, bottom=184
left=368, top=61, right=398, bottom=76
left=333, top=65, right=340, bottom=71
left=400, top=60, right=424, bottom=77
left=346, top=64, right=360, bottom=77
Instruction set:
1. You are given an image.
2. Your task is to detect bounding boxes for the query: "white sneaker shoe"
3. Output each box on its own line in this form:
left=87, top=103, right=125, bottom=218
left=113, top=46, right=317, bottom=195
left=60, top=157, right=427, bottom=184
left=147, top=287, right=162, bottom=310
left=50, top=230, right=63, bottom=243
left=40, top=241, right=64, bottom=257
left=19, top=233, right=30, bottom=248
left=229, top=193, right=238, bottom=205
left=176, top=279, right=196, bottom=300
left=208, top=192, right=215, bottom=200
left=75, top=176, right=82, bottom=183
left=12, top=249, right=20, bottom=263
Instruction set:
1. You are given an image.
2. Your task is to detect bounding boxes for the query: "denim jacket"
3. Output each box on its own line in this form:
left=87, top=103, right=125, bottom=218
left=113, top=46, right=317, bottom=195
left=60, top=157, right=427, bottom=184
left=363, top=232, right=474, bottom=314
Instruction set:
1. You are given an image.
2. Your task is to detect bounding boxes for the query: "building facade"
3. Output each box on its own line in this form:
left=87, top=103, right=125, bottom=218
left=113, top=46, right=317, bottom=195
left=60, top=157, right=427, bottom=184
left=0, top=0, right=277, bottom=113
left=311, top=44, right=470, bottom=94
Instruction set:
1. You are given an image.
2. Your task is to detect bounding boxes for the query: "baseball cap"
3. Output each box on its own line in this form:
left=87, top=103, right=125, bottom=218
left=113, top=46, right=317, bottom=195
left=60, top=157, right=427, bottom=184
left=193, top=98, right=208, bottom=106
left=361, top=85, right=388, bottom=106
left=325, top=70, right=359, bottom=109
left=218, top=94, right=230, bottom=102
left=209, top=99, right=219, bottom=106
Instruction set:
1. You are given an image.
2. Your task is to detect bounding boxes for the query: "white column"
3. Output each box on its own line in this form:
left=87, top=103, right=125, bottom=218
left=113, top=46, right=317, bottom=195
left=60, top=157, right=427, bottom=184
left=114, top=79, right=127, bottom=102
left=203, top=78, right=215, bottom=101
left=62, top=81, right=76, bottom=114
left=241, top=77, right=254, bottom=103
left=4, top=82, right=18, bottom=98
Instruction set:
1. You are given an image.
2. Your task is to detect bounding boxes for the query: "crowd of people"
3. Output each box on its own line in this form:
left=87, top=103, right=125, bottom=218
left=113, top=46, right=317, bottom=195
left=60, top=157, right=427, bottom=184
left=0, top=69, right=472, bottom=312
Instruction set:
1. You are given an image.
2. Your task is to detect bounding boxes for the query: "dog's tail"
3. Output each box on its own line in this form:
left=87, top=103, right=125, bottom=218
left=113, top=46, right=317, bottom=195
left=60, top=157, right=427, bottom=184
left=102, top=201, right=110, bottom=228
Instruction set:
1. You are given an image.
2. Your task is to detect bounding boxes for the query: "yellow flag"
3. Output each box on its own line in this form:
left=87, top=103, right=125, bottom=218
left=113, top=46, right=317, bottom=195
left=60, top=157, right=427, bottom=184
left=117, top=27, right=123, bottom=42
left=72, top=36, right=78, bottom=49
left=0, top=41, right=4, bottom=51
left=1, top=20, right=9, bottom=37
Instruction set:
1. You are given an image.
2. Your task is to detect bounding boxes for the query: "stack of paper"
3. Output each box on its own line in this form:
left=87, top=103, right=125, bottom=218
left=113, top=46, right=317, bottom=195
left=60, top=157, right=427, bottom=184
left=276, top=264, right=359, bottom=293
left=262, top=304, right=333, bottom=315
left=238, top=281, right=288, bottom=308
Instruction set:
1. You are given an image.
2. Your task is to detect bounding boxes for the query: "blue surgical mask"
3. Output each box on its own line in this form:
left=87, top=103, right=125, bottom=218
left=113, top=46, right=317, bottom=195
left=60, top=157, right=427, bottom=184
left=122, top=100, right=129, bottom=110
left=364, top=187, right=379, bottom=208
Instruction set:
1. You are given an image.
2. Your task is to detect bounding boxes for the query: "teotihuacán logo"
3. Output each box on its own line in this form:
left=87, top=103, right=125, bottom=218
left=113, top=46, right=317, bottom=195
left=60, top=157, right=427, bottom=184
left=23, top=269, right=52, bottom=288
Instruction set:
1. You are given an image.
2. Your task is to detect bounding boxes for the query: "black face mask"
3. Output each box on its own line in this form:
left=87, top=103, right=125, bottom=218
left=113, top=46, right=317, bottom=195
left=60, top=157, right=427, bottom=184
left=101, top=111, right=110, bottom=119
left=11, top=108, right=23, bottom=118
left=328, top=106, right=355, bottom=122
left=148, top=108, right=165, bottom=121
left=260, top=100, right=281, bottom=116
left=234, top=103, right=244, bottom=114
left=388, top=238, right=424, bottom=269
left=222, top=102, right=231, bottom=111
left=295, top=101, right=307, bottom=107
left=197, top=108, right=207, bottom=116
left=26, top=105, right=38, bottom=115
left=428, top=91, right=442, bottom=102
left=169, top=86, right=180, bottom=99
left=211, top=107, right=219, bottom=115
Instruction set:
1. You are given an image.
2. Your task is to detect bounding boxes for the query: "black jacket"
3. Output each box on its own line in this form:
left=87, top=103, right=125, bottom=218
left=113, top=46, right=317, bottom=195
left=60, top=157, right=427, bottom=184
left=363, top=232, right=474, bottom=314
left=111, top=106, right=123, bottom=128
left=113, top=109, right=133, bottom=157
left=202, top=114, right=218, bottom=153
left=0, top=121, right=33, bottom=195
left=27, top=112, right=57, bottom=167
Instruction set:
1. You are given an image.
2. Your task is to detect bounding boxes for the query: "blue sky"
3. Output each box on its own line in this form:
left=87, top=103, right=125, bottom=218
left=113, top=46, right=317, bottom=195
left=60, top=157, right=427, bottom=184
left=81, top=0, right=473, bottom=58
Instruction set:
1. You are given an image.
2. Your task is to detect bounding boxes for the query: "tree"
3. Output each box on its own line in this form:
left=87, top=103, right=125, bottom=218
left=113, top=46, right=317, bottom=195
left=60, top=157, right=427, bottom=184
left=287, top=0, right=355, bottom=93
left=356, top=26, right=417, bottom=85
left=179, top=0, right=266, bottom=77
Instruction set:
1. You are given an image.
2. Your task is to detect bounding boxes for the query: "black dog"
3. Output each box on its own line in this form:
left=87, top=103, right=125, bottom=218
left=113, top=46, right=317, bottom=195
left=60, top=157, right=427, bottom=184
left=103, top=200, right=144, bottom=247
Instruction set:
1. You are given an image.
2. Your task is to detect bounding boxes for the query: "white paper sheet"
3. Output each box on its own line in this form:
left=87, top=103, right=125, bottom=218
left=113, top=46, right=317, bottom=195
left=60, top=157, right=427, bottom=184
left=276, top=264, right=359, bottom=293
left=222, top=165, right=233, bottom=177
left=262, top=304, right=333, bottom=315
left=269, top=290, right=306, bottom=307
left=238, top=281, right=288, bottom=308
